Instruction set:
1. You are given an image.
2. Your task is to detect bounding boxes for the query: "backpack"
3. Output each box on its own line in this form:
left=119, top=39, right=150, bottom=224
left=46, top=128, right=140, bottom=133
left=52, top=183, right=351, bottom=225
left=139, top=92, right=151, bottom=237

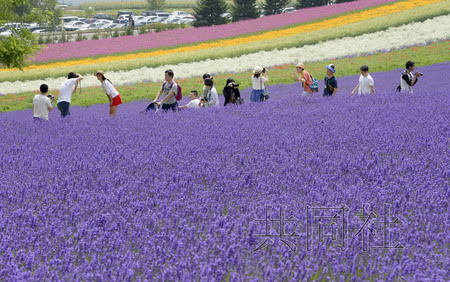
left=163, top=82, right=183, bottom=101
left=310, top=76, right=319, bottom=92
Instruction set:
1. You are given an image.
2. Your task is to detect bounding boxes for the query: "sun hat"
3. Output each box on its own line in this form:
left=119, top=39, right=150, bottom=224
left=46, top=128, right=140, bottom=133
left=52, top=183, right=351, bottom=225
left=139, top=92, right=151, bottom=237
left=94, top=70, right=105, bottom=76
left=326, top=64, right=336, bottom=73
left=253, top=66, right=263, bottom=74
left=296, top=63, right=305, bottom=69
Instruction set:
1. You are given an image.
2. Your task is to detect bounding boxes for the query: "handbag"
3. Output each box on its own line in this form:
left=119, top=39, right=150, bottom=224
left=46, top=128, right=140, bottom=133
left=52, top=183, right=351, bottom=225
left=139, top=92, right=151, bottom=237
left=260, top=77, right=270, bottom=101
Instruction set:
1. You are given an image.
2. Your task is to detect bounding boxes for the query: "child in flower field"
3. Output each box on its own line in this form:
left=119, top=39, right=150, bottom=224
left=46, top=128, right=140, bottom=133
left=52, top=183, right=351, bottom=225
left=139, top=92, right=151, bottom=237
left=292, top=62, right=313, bottom=96
left=251, top=66, right=269, bottom=102
left=179, top=90, right=201, bottom=110
left=57, top=72, right=83, bottom=117
left=323, top=64, right=338, bottom=96
left=94, top=70, right=123, bottom=117
left=351, top=65, right=375, bottom=96
left=32, top=84, right=53, bottom=121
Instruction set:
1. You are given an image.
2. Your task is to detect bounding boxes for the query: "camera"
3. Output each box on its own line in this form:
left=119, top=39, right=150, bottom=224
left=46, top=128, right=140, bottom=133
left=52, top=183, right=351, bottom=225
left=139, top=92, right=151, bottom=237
left=262, top=68, right=266, bottom=73
left=230, top=82, right=239, bottom=88
left=47, top=94, right=55, bottom=101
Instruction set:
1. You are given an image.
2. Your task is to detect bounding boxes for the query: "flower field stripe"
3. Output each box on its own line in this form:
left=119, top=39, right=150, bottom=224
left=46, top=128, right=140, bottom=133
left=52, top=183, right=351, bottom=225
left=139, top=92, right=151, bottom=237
left=3, top=0, right=448, bottom=84
left=0, top=0, right=441, bottom=75
left=1, top=15, right=447, bottom=95
left=30, top=0, right=400, bottom=63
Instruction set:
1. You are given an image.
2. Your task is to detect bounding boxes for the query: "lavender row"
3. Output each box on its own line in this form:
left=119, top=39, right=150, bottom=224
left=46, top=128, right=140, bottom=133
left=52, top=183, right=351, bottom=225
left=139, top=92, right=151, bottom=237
left=0, top=63, right=448, bottom=279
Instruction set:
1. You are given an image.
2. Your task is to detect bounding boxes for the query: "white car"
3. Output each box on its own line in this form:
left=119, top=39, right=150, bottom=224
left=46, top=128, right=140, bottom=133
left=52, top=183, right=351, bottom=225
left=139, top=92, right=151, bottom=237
left=64, top=21, right=89, bottom=31
left=282, top=7, right=296, bottom=13
left=78, top=22, right=104, bottom=31
left=171, top=11, right=190, bottom=17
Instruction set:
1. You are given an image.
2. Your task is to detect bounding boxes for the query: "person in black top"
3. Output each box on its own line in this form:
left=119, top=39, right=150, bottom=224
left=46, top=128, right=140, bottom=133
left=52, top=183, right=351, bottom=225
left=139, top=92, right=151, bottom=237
left=323, top=64, right=338, bottom=96
left=223, top=78, right=241, bottom=106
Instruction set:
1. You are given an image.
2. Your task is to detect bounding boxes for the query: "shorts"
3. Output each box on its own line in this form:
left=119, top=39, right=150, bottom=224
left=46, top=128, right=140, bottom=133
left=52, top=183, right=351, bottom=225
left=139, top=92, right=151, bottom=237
left=111, top=95, right=123, bottom=107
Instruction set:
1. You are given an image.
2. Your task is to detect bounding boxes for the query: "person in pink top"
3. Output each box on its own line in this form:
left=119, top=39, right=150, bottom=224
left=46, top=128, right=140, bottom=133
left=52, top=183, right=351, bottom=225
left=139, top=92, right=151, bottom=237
left=292, top=62, right=313, bottom=96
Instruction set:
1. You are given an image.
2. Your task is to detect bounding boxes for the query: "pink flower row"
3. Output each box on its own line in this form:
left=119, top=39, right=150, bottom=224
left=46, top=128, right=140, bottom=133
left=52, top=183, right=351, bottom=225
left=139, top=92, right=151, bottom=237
left=32, top=0, right=398, bottom=63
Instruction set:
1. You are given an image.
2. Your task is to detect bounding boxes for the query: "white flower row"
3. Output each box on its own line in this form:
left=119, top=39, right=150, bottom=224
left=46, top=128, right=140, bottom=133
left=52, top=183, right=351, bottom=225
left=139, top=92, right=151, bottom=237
left=1, top=15, right=449, bottom=94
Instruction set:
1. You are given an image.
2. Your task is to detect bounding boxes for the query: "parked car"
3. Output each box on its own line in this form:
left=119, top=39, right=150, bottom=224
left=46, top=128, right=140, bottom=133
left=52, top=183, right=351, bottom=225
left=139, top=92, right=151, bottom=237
left=78, top=22, right=104, bottom=31
left=170, top=11, right=190, bottom=17
left=116, top=11, right=136, bottom=19
left=142, top=11, right=157, bottom=17
left=61, top=16, right=79, bottom=24
left=155, top=12, right=170, bottom=18
left=282, top=7, right=296, bottom=13
left=153, top=17, right=168, bottom=23
left=93, top=13, right=114, bottom=21
left=64, top=21, right=89, bottom=31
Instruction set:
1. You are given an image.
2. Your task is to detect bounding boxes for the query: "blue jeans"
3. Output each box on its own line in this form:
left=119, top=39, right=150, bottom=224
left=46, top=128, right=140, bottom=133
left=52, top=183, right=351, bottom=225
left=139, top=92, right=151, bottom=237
left=251, top=89, right=264, bottom=102
left=162, top=102, right=178, bottom=112
left=57, top=101, right=71, bottom=117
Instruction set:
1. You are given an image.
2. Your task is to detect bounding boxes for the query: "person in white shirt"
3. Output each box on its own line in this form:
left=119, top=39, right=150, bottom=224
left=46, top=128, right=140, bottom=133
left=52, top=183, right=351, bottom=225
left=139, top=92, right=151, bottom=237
left=95, top=70, right=123, bottom=117
left=251, top=66, right=269, bottom=102
left=33, top=84, right=53, bottom=121
left=201, top=78, right=219, bottom=107
left=398, top=60, right=422, bottom=93
left=179, top=90, right=201, bottom=110
left=57, top=72, right=83, bottom=117
left=352, top=65, right=375, bottom=96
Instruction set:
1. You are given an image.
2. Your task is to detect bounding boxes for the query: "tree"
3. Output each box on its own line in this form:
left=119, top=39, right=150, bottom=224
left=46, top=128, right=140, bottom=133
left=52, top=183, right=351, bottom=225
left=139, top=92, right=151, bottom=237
left=231, top=0, right=259, bottom=22
left=264, top=0, right=290, bottom=16
left=0, top=0, right=57, bottom=69
left=147, top=0, right=165, bottom=10
left=295, top=0, right=328, bottom=9
left=193, top=0, right=229, bottom=27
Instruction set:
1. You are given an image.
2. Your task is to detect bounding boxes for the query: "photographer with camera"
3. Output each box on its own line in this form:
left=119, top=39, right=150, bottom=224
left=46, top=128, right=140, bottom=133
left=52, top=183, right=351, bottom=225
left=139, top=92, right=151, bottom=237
left=398, top=61, right=422, bottom=93
left=57, top=72, right=84, bottom=117
left=223, top=78, right=242, bottom=106
left=32, top=84, right=54, bottom=121
left=251, top=66, right=269, bottom=102
left=201, top=78, right=219, bottom=108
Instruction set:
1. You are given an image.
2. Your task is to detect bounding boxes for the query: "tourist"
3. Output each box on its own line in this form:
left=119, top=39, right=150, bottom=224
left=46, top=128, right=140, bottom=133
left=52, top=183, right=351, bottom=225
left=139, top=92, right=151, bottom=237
left=179, top=90, right=201, bottom=109
left=223, top=78, right=242, bottom=106
left=251, top=66, right=269, bottom=102
left=32, top=84, right=53, bottom=121
left=201, top=78, right=219, bottom=107
left=201, top=74, right=212, bottom=99
left=323, top=64, right=338, bottom=97
left=57, top=72, right=83, bottom=117
left=398, top=61, right=422, bottom=93
left=153, top=69, right=179, bottom=112
left=293, top=62, right=313, bottom=96
left=351, top=65, right=375, bottom=96
left=94, top=70, right=123, bottom=117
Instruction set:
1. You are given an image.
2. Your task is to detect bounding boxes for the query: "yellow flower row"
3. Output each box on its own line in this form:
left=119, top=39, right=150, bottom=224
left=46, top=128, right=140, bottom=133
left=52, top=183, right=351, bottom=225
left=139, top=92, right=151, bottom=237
left=0, top=0, right=442, bottom=73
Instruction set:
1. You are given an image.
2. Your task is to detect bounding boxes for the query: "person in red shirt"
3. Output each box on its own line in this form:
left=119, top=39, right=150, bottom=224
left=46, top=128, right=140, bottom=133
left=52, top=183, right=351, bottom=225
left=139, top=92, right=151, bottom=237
left=292, top=62, right=313, bottom=96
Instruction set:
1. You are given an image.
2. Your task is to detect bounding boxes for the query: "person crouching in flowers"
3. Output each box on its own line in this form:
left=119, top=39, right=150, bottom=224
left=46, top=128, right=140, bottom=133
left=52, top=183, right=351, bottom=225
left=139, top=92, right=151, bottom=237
left=94, top=70, right=122, bottom=117
left=251, top=66, right=268, bottom=102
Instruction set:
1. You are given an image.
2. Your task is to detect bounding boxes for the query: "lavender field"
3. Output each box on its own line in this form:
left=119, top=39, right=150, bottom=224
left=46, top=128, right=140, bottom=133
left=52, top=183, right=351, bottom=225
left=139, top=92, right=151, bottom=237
left=0, top=63, right=448, bottom=279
